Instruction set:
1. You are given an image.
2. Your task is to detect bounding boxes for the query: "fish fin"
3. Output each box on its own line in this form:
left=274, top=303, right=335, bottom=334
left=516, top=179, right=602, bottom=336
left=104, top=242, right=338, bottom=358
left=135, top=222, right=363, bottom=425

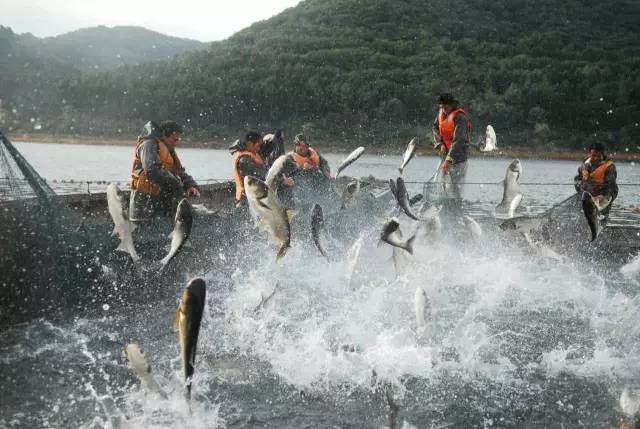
left=398, top=167, right=403, bottom=175
left=257, top=198, right=272, bottom=211
left=287, top=210, right=298, bottom=220
left=406, top=234, right=416, bottom=255
left=174, top=307, right=181, bottom=331
left=276, top=243, right=290, bottom=260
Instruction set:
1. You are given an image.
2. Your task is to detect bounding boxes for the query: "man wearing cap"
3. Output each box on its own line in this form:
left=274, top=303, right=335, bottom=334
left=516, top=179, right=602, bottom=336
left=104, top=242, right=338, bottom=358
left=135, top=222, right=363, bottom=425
left=130, top=120, right=200, bottom=221
left=574, top=142, right=618, bottom=218
left=288, top=133, right=332, bottom=178
left=432, top=93, right=472, bottom=202
left=230, top=131, right=268, bottom=204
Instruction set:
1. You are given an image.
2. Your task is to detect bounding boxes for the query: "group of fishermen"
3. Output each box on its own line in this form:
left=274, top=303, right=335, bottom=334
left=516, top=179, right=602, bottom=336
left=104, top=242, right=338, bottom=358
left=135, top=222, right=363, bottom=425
left=126, top=93, right=618, bottom=231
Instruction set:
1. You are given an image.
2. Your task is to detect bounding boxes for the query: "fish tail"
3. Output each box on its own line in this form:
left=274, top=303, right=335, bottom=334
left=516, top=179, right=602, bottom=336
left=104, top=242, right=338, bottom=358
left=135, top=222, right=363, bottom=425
left=406, top=234, right=416, bottom=255
left=276, top=243, right=290, bottom=260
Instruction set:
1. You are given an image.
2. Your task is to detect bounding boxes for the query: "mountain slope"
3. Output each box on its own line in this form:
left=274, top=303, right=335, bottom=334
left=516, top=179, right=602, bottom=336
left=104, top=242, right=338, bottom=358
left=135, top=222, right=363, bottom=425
left=17, top=25, right=206, bottom=71
left=5, top=0, right=640, bottom=149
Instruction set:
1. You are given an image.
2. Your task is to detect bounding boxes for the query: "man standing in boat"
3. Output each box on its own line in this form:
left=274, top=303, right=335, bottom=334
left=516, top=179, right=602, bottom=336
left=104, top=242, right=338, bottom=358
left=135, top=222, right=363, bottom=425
left=432, top=93, right=471, bottom=203
left=574, top=142, right=618, bottom=218
left=129, top=120, right=200, bottom=222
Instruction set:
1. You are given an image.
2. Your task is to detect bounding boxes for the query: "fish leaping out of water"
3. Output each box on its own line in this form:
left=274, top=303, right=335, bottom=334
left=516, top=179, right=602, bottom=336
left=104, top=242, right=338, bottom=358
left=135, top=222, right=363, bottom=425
left=335, top=147, right=365, bottom=177
left=106, top=183, right=140, bottom=262
left=495, top=159, right=523, bottom=219
left=175, top=277, right=206, bottom=401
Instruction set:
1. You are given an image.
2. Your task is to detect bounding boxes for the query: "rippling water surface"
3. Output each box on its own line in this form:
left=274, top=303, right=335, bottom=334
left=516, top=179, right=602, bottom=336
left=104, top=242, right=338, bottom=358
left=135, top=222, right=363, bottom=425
left=2, top=142, right=640, bottom=428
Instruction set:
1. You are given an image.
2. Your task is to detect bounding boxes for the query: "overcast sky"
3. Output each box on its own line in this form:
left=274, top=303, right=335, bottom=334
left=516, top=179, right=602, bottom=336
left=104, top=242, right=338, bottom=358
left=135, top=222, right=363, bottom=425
left=0, top=0, right=302, bottom=42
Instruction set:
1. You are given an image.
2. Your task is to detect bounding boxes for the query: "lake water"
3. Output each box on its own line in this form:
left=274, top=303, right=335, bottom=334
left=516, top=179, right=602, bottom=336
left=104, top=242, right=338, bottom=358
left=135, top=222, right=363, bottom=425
left=11, top=141, right=640, bottom=209
left=2, top=141, right=640, bottom=429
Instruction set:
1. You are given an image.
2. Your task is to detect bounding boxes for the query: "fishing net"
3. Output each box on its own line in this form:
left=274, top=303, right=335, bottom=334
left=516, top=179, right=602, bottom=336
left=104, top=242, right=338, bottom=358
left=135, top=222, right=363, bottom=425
left=0, top=131, right=55, bottom=201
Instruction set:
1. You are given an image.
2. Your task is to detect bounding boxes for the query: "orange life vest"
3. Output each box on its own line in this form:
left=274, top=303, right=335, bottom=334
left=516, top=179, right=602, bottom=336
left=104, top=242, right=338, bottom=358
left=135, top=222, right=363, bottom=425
left=437, top=108, right=472, bottom=151
left=588, top=159, right=614, bottom=185
left=232, top=150, right=265, bottom=201
left=290, top=148, right=321, bottom=170
left=130, top=139, right=182, bottom=196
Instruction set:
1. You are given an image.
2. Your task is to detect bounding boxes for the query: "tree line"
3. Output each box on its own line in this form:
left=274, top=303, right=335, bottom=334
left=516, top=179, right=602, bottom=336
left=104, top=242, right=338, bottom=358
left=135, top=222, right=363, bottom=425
left=1, top=0, right=639, bottom=151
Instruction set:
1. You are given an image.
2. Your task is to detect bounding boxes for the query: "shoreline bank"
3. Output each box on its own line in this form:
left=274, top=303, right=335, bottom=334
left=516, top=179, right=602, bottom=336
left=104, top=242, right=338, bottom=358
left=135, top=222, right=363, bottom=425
left=8, top=133, right=640, bottom=162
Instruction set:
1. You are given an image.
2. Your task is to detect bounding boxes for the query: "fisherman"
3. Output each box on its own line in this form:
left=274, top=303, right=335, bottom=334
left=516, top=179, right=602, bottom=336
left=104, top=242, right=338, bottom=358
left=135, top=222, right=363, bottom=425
left=286, top=133, right=333, bottom=203
left=574, top=142, right=618, bottom=218
left=432, top=93, right=471, bottom=203
left=230, top=131, right=268, bottom=205
left=129, top=120, right=200, bottom=222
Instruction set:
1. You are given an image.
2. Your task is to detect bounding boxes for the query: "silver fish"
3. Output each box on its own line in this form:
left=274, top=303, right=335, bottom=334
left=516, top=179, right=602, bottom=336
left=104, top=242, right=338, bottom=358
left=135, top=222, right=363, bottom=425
left=398, top=137, right=417, bottom=175
left=495, top=159, right=523, bottom=218
left=340, top=180, right=360, bottom=210
left=414, top=287, right=431, bottom=336
left=254, top=283, right=278, bottom=313
left=265, top=154, right=289, bottom=190
left=463, top=215, right=482, bottom=239
left=336, top=146, right=365, bottom=177
left=245, top=175, right=291, bottom=259
left=123, top=343, right=168, bottom=398
left=344, top=235, right=363, bottom=286
left=395, top=177, right=419, bottom=220
left=106, top=183, right=139, bottom=262
left=581, top=192, right=602, bottom=242
left=175, top=277, right=206, bottom=401
left=311, top=203, right=328, bottom=257
left=479, top=125, right=497, bottom=152
left=388, top=178, right=398, bottom=200
left=160, top=198, right=193, bottom=267
left=381, top=217, right=415, bottom=254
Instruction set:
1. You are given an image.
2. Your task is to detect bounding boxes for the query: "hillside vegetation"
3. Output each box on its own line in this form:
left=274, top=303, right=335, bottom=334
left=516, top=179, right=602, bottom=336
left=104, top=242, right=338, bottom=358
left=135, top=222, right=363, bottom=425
left=2, top=0, right=639, bottom=151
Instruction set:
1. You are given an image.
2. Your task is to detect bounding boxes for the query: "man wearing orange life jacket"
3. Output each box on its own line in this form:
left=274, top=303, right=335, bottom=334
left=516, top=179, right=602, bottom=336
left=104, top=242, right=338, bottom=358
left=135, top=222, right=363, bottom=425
left=129, top=120, right=199, bottom=222
left=432, top=93, right=471, bottom=202
left=287, top=133, right=332, bottom=179
left=574, top=142, right=618, bottom=218
left=230, top=131, right=268, bottom=205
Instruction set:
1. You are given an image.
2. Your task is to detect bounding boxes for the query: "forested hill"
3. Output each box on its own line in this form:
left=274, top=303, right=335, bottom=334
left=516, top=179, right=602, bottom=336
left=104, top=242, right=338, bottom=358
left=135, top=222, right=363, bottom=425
left=17, top=26, right=206, bottom=71
left=3, top=0, right=640, bottom=150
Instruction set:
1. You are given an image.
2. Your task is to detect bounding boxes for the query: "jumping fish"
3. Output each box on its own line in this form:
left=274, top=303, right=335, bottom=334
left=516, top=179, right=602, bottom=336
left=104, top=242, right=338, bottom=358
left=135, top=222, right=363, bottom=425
left=160, top=198, right=193, bottom=267
left=175, top=277, right=206, bottom=401
left=398, top=137, right=418, bottom=175
left=106, top=183, right=140, bottom=262
left=495, top=159, right=523, bottom=218
left=388, top=178, right=398, bottom=200
left=123, top=343, right=168, bottom=398
left=254, top=283, right=278, bottom=313
left=244, top=175, right=291, bottom=259
left=335, top=147, right=365, bottom=177
left=264, top=154, right=290, bottom=190
left=311, top=203, right=328, bottom=257
left=414, top=287, right=432, bottom=337
left=620, top=252, right=640, bottom=278
left=480, top=125, right=497, bottom=152
left=340, top=180, right=360, bottom=210
left=395, top=177, right=419, bottom=220
left=581, top=192, right=602, bottom=241
left=381, top=217, right=415, bottom=254
left=463, top=215, right=482, bottom=239
left=344, top=235, right=363, bottom=286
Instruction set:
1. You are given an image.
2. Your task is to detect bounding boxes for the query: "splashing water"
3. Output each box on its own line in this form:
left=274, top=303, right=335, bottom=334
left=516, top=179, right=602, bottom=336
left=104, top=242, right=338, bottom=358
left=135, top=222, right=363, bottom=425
left=2, top=202, right=640, bottom=428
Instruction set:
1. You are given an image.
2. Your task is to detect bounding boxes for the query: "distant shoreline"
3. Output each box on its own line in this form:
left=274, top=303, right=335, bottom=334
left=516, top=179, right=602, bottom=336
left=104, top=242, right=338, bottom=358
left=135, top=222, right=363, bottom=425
left=8, top=133, right=640, bottom=162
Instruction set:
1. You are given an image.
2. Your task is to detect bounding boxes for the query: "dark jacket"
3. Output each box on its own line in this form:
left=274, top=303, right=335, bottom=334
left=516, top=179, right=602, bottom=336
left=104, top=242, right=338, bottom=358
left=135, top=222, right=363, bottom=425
left=129, top=121, right=197, bottom=221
